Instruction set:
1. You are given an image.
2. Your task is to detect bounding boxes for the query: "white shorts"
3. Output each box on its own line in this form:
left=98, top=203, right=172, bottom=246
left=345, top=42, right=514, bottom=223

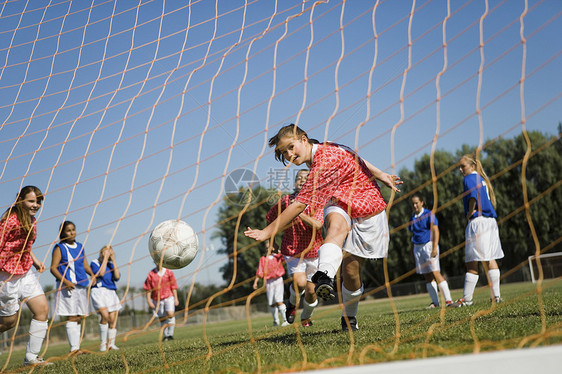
left=413, top=242, right=440, bottom=274
left=55, top=285, right=89, bottom=316
left=324, top=205, right=389, bottom=259
left=465, top=216, right=504, bottom=262
left=284, top=256, right=319, bottom=281
left=90, top=287, right=122, bottom=313
left=265, top=277, right=284, bottom=305
left=153, top=296, right=175, bottom=318
left=0, top=271, right=44, bottom=317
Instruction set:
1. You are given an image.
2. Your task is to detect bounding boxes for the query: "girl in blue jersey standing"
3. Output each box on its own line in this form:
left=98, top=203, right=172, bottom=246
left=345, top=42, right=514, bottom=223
left=50, top=221, right=95, bottom=353
left=408, top=194, right=453, bottom=308
left=90, top=245, right=121, bottom=351
left=452, top=155, right=504, bottom=307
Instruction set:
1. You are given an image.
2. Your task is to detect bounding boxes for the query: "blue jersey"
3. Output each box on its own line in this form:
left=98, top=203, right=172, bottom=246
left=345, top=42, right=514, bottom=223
left=90, top=259, right=118, bottom=290
left=54, top=241, right=89, bottom=287
left=408, top=208, right=438, bottom=244
left=463, top=172, right=497, bottom=219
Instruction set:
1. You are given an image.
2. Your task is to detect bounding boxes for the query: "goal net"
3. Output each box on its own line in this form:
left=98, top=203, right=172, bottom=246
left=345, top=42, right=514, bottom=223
left=0, top=0, right=560, bottom=372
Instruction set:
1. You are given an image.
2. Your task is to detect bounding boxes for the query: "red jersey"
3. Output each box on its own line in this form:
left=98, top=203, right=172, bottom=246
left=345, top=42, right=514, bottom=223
left=296, top=143, right=386, bottom=218
left=143, top=267, right=178, bottom=301
left=266, top=193, right=323, bottom=258
left=256, top=253, right=285, bottom=280
left=0, top=214, right=35, bottom=275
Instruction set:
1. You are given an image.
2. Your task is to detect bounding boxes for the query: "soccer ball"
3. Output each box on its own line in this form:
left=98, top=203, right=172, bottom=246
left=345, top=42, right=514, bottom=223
left=148, top=220, right=199, bottom=269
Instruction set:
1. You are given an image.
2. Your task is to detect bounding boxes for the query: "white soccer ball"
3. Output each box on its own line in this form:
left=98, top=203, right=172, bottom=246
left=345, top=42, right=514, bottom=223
left=148, top=220, right=199, bottom=269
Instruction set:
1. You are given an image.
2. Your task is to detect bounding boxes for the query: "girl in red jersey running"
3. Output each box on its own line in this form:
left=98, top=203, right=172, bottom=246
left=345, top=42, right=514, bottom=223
left=266, top=170, right=323, bottom=327
left=245, top=124, right=401, bottom=331
left=0, top=186, right=50, bottom=366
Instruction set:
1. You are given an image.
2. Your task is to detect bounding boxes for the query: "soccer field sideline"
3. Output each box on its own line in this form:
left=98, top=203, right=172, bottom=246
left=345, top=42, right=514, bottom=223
left=307, top=344, right=562, bottom=374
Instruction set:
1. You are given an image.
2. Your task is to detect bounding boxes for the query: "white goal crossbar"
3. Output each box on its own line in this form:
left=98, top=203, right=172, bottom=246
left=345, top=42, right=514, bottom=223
left=528, top=252, right=562, bottom=283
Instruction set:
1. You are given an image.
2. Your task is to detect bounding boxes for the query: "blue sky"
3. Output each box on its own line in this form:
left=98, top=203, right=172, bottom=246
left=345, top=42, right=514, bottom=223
left=0, top=0, right=560, bottom=295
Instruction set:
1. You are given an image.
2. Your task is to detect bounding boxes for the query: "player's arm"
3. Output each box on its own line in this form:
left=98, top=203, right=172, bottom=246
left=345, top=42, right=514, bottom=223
left=110, top=250, right=120, bottom=281
left=245, top=201, right=307, bottom=241
left=50, top=246, right=75, bottom=290
left=466, top=198, right=476, bottom=221
left=173, top=288, right=179, bottom=306
left=30, top=251, right=46, bottom=273
left=363, top=160, right=402, bottom=192
left=83, top=253, right=96, bottom=286
left=145, top=289, right=155, bottom=309
left=298, top=211, right=323, bottom=231
left=430, top=223, right=439, bottom=258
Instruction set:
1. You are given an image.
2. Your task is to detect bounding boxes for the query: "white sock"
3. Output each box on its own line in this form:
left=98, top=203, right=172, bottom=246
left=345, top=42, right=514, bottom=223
left=488, top=268, right=501, bottom=298
left=300, top=298, right=318, bottom=320
left=426, top=281, right=439, bottom=306
left=66, top=321, right=81, bottom=352
left=270, top=306, right=279, bottom=324
left=99, top=323, right=108, bottom=346
left=108, top=328, right=117, bottom=347
left=341, top=284, right=363, bottom=318
left=165, top=317, right=175, bottom=337
left=25, top=319, right=47, bottom=361
left=438, top=280, right=452, bottom=302
left=317, top=243, right=343, bottom=278
left=278, top=304, right=287, bottom=322
left=289, top=286, right=304, bottom=306
left=463, top=272, right=479, bottom=302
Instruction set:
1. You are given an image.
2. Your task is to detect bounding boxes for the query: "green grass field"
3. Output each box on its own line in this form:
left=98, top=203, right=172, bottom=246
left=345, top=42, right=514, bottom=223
left=2, top=280, right=561, bottom=373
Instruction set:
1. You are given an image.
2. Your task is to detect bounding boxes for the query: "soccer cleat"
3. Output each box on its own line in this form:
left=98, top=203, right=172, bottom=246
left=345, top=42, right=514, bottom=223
left=301, top=319, right=313, bottom=327
left=162, top=336, right=174, bottom=341
left=445, top=300, right=454, bottom=307
left=491, top=296, right=503, bottom=304
left=272, top=321, right=279, bottom=327
left=449, top=298, right=473, bottom=308
left=311, top=271, right=336, bottom=301
left=24, top=356, right=53, bottom=366
left=281, top=321, right=290, bottom=327
left=341, top=316, right=359, bottom=332
left=109, top=344, right=120, bottom=350
left=100, top=343, right=107, bottom=352
left=426, top=303, right=438, bottom=309
left=286, top=303, right=296, bottom=324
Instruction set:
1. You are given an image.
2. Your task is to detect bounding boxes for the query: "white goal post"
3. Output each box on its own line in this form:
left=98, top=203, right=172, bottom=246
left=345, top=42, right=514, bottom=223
left=528, top=252, right=562, bottom=283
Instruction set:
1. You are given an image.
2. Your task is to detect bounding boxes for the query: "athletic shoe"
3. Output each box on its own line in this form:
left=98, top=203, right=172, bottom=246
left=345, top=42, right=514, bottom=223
left=286, top=303, right=296, bottom=324
left=301, top=319, right=313, bottom=327
left=426, top=303, right=438, bottom=309
left=449, top=298, right=473, bottom=308
left=100, top=343, right=107, bottom=352
left=341, top=316, right=359, bottom=332
left=162, top=336, right=174, bottom=341
left=491, top=296, right=503, bottom=304
left=272, top=321, right=279, bottom=327
left=24, top=356, right=53, bottom=366
left=109, top=344, right=120, bottom=350
left=311, top=271, right=336, bottom=301
left=281, top=321, right=290, bottom=327
left=445, top=300, right=454, bottom=306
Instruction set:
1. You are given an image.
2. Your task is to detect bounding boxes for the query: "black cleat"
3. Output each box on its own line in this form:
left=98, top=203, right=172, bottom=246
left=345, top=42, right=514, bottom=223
left=311, top=271, right=336, bottom=301
left=286, top=303, right=296, bottom=324
left=341, top=316, right=359, bottom=332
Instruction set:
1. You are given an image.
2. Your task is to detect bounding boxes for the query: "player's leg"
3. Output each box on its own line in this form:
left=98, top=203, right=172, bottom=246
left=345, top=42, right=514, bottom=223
left=97, top=307, right=110, bottom=351
left=25, top=293, right=49, bottom=364
left=107, top=310, right=119, bottom=349
left=66, top=315, right=82, bottom=353
left=285, top=257, right=307, bottom=324
left=486, top=259, right=502, bottom=303
left=432, top=271, right=453, bottom=305
left=312, top=209, right=349, bottom=300
left=163, top=297, right=176, bottom=339
left=341, top=253, right=364, bottom=332
left=459, top=261, right=479, bottom=306
left=423, top=273, right=440, bottom=307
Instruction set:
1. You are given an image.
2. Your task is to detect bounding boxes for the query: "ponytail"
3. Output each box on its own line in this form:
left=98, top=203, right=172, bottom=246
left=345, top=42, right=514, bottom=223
left=461, top=154, right=496, bottom=207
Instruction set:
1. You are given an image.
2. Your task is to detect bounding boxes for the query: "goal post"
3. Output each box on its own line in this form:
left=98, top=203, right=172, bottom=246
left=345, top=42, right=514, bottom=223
left=528, top=252, right=562, bottom=283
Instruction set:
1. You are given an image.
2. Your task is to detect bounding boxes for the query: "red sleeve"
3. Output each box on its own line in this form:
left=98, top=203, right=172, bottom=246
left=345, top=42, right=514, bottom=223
left=256, top=256, right=265, bottom=278
left=168, top=270, right=178, bottom=290
left=143, top=272, right=153, bottom=291
left=265, top=204, right=278, bottom=224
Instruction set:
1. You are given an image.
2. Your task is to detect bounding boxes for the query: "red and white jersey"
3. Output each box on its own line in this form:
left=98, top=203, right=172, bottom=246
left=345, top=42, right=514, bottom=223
left=296, top=143, right=386, bottom=218
left=256, top=253, right=285, bottom=280
left=0, top=214, right=35, bottom=275
left=266, top=193, right=323, bottom=258
left=143, top=267, right=178, bottom=301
